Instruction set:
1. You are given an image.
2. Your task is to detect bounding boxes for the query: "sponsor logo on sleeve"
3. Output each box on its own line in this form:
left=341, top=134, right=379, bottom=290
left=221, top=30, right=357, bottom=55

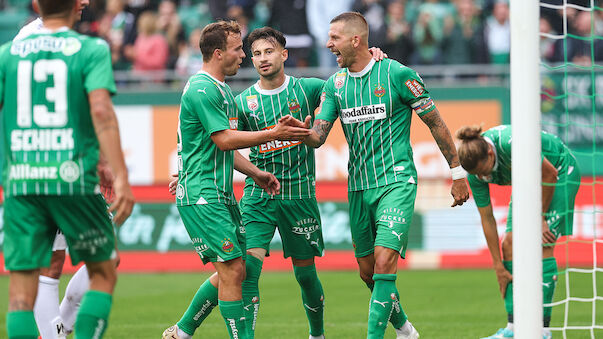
left=340, top=103, right=387, bottom=124
left=404, top=79, right=424, bottom=97
left=229, top=117, right=238, bottom=130
left=246, top=95, right=259, bottom=111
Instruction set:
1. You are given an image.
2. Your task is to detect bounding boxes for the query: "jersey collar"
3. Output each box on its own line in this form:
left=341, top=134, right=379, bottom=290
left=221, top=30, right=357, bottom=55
left=197, top=70, right=226, bottom=87
left=349, top=58, right=375, bottom=78
left=254, top=75, right=290, bottom=95
left=484, top=136, right=499, bottom=171
left=39, top=26, right=70, bottom=34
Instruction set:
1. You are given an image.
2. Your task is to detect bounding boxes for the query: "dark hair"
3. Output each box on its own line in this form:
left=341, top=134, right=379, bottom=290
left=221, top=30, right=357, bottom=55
left=456, top=125, right=490, bottom=172
left=199, top=21, right=241, bottom=62
left=330, top=11, right=368, bottom=29
left=38, top=0, right=76, bottom=18
left=247, top=27, right=286, bottom=50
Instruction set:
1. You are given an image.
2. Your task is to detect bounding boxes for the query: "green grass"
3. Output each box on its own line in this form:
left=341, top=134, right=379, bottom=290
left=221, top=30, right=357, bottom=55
left=0, top=269, right=601, bottom=338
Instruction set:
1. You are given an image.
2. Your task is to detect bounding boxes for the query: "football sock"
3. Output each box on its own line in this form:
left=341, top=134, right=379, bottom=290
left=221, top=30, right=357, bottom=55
left=7, top=310, right=38, bottom=339
left=365, top=279, right=407, bottom=329
left=503, top=260, right=514, bottom=319
left=242, top=255, right=263, bottom=338
left=34, top=275, right=63, bottom=339
left=177, top=278, right=218, bottom=336
left=60, top=265, right=90, bottom=334
left=74, top=290, right=112, bottom=339
left=367, top=274, right=397, bottom=339
left=543, top=257, right=558, bottom=327
left=219, top=299, right=248, bottom=339
left=294, top=264, right=325, bottom=337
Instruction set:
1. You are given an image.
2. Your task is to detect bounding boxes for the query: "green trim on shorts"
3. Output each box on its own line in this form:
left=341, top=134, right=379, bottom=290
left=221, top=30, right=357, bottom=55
left=178, top=203, right=246, bottom=264
left=240, top=195, right=324, bottom=259
left=348, top=181, right=417, bottom=259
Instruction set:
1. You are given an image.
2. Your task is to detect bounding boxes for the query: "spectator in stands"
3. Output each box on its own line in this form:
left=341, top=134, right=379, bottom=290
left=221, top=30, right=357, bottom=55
left=98, top=0, right=137, bottom=69
left=484, top=0, right=510, bottom=64
left=442, top=0, right=488, bottom=65
left=226, top=4, right=253, bottom=67
left=175, top=28, right=204, bottom=76
left=412, top=0, right=453, bottom=64
left=157, top=0, right=186, bottom=69
left=383, top=0, right=414, bottom=65
left=268, top=0, right=314, bottom=67
left=552, top=10, right=603, bottom=65
left=306, top=0, right=353, bottom=68
left=352, top=0, right=387, bottom=48
left=127, top=11, right=169, bottom=73
left=540, top=16, right=557, bottom=63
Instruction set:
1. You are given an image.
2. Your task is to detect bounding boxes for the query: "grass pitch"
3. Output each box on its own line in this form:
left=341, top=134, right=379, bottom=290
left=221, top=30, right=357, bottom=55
left=0, top=269, right=601, bottom=338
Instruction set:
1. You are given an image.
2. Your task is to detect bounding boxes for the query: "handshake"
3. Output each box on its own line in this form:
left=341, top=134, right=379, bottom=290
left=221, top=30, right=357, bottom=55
left=271, top=115, right=314, bottom=141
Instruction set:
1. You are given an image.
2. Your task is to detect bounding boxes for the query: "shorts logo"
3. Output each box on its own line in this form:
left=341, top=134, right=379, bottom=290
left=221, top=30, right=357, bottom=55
left=390, top=293, right=397, bottom=300
left=176, top=184, right=185, bottom=199
left=405, top=79, right=424, bottom=97
left=334, top=72, right=346, bottom=89
left=221, top=238, right=234, bottom=253
left=246, top=95, right=259, bottom=111
left=288, top=99, right=301, bottom=115
left=374, top=84, right=386, bottom=98
left=59, top=160, right=80, bottom=183
left=252, top=296, right=259, bottom=303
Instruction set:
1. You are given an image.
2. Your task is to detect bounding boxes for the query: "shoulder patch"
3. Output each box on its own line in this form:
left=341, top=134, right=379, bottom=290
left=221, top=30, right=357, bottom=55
left=404, top=80, right=424, bottom=97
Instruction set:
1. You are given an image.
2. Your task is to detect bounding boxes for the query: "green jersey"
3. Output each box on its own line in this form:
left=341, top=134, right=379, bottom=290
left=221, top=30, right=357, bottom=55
left=0, top=29, right=116, bottom=197
left=236, top=76, right=323, bottom=200
left=468, top=125, right=576, bottom=207
left=316, top=59, right=436, bottom=192
left=176, top=71, right=238, bottom=206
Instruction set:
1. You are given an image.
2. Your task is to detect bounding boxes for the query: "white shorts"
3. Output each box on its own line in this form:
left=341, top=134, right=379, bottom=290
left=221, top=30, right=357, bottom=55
left=52, top=229, right=67, bottom=251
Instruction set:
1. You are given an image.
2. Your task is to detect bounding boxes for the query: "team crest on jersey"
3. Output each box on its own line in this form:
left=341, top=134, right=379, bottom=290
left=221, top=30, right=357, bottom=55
left=246, top=95, right=259, bottom=111
left=374, top=84, right=386, bottom=98
left=334, top=72, right=346, bottom=89
left=221, top=238, right=234, bottom=253
left=288, top=99, right=301, bottom=114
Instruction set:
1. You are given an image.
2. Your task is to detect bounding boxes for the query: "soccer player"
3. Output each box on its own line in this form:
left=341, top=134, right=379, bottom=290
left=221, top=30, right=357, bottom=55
left=456, top=125, right=581, bottom=339
left=0, top=0, right=135, bottom=338
left=11, top=1, right=116, bottom=338
left=294, top=12, right=470, bottom=339
left=162, top=21, right=311, bottom=339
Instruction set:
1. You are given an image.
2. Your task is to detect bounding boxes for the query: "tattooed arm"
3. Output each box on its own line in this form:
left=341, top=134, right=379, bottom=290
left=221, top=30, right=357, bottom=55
left=305, top=118, right=333, bottom=148
left=419, top=107, right=470, bottom=206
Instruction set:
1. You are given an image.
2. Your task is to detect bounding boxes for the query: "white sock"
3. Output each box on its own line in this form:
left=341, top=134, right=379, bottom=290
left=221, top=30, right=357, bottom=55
left=309, top=335, right=325, bottom=339
left=395, top=320, right=413, bottom=335
left=59, top=265, right=90, bottom=334
left=177, top=327, right=192, bottom=339
left=506, top=322, right=514, bottom=331
left=34, top=275, right=64, bottom=339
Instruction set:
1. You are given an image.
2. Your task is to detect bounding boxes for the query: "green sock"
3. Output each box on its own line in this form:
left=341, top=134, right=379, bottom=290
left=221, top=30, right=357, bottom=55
left=368, top=274, right=397, bottom=339
left=219, top=299, right=248, bottom=339
left=242, top=256, right=263, bottom=338
left=6, top=310, right=38, bottom=339
left=543, top=257, right=558, bottom=325
left=294, top=264, right=325, bottom=337
left=75, top=290, right=112, bottom=339
left=503, top=261, right=513, bottom=319
left=177, top=278, right=218, bottom=335
left=365, top=279, right=407, bottom=329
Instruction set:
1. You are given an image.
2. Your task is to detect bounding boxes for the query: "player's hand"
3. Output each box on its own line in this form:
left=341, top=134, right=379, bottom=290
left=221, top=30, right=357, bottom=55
left=369, top=47, right=388, bottom=61
left=97, top=157, right=114, bottom=201
left=450, top=178, right=470, bottom=207
left=168, top=173, right=179, bottom=196
left=108, top=175, right=135, bottom=226
left=495, top=266, right=513, bottom=297
left=278, top=115, right=311, bottom=129
left=272, top=115, right=312, bottom=141
left=542, top=218, right=556, bottom=245
left=251, top=170, right=280, bottom=196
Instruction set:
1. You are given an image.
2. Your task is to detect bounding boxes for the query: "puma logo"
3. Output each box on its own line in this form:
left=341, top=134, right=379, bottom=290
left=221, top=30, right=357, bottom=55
left=542, top=282, right=552, bottom=288
left=304, top=304, right=319, bottom=313
left=372, top=300, right=389, bottom=308
left=197, top=88, right=207, bottom=94
left=249, top=112, right=260, bottom=120
left=334, top=92, right=343, bottom=99
left=391, top=230, right=403, bottom=241
left=243, top=304, right=252, bottom=311
left=310, top=240, right=319, bottom=246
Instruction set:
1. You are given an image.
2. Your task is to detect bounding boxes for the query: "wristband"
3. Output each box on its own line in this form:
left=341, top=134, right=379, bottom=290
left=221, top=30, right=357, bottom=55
left=451, top=166, right=467, bottom=180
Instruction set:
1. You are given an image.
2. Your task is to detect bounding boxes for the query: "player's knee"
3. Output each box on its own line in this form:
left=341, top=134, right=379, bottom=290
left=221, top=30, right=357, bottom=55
left=373, top=255, right=397, bottom=274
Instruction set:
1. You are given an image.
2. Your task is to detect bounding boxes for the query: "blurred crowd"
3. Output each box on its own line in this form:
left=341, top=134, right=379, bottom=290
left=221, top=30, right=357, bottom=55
left=3, top=0, right=603, bottom=76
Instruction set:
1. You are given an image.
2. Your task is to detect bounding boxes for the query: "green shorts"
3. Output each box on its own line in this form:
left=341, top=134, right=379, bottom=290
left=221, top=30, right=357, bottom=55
left=178, top=203, right=246, bottom=264
left=3, top=195, right=115, bottom=271
left=506, top=162, right=581, bottom=237
left=349, top=181, right=417, bottom=259
left=240, top=195, right=323, bottom=260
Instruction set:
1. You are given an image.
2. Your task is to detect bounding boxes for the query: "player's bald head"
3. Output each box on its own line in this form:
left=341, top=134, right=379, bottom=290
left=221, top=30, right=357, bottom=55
left=330, top=12, right=369, bottom=43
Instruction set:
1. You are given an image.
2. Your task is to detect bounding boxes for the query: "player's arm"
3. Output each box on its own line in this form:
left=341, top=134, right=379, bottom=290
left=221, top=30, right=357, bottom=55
left=233, top=151, right=280, bottom=195
left=419, top=107, right=470, bottom=206
left=89, top=89, right=134, bottom=225
left=477, top=204, right=512, bottom=297
left=302, top=118, right=333, bottom=148
left=542, top=157, right=559, bottom=244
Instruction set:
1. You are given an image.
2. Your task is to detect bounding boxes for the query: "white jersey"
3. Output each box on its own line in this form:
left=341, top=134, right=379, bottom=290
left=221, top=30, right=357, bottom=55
left=13, top=17, right=44, bottom=42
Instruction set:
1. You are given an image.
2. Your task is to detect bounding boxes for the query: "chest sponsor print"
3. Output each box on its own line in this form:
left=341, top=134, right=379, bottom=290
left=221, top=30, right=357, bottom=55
left=258, top=125, right=302, bottom=153
left=340, top=103, right=387, bottom=124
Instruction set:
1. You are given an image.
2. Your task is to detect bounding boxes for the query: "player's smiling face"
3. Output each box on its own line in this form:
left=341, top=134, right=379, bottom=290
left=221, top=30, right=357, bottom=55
left=251, top=38, right=287, bottom=79
left=326, top=22, right=354, bottom=68
left=221, top=33, right=246, bottom=76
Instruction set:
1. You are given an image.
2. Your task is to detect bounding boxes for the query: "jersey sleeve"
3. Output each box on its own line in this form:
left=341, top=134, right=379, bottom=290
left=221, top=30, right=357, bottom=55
left=302, top=77, right=326, bottom=112
left=468, top=174, right=492, bottom=207
left=315, top=77, right=338, bottom=123
left=235, top=94, right=250, bottom=131
left=186, top=81, right=230, bottom=135
left=392, top=64, right=435, bottom=117
left=82, top=38, right=117, bottom=95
